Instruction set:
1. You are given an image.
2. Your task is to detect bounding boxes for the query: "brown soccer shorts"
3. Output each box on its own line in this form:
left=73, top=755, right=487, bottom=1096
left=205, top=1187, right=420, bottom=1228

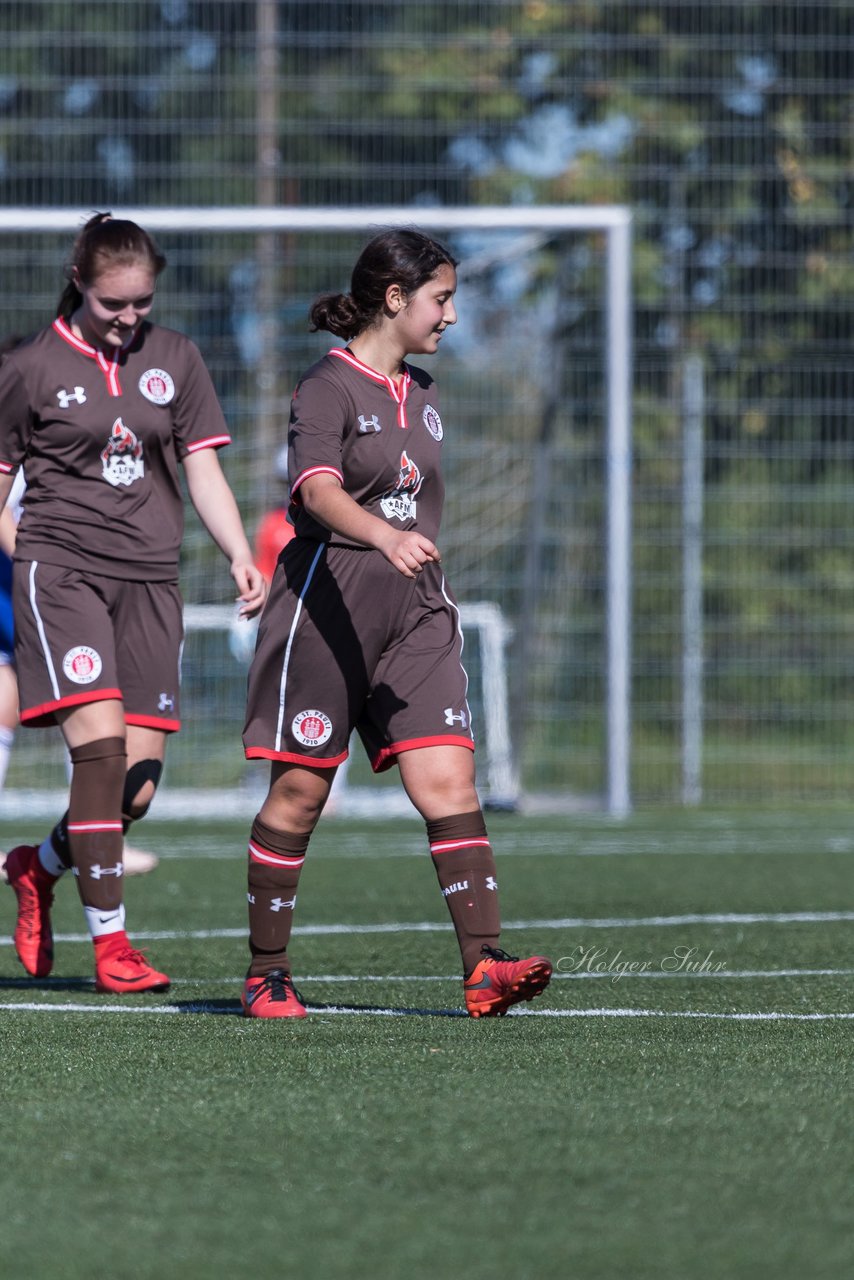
left=243, top=540, right=475, bottom=770
left=13, top=560, right=183, bottom=730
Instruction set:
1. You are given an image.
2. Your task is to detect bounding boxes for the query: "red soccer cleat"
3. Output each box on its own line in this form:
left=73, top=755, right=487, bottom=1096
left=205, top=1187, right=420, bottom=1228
left=464, top=945, right=552, bottom=1018
left=242, top=969, right=307, bottom=1019
left=94, top=938, right=170, bottom=993
left=5, top=844, right=56, bottom=978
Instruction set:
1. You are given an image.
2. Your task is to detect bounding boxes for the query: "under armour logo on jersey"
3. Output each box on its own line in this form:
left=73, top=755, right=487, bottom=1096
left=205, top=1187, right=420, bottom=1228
left=89, top=863, right=124, bottom=880
left=358, top=413, right=382, bottom=434
left=270, top=895, right=297, bottom=912
left=57, top=386, right=87, bottom=408
left=444, top=707, right=468, bottom=728
left=486, top=876, right=498, bottom=891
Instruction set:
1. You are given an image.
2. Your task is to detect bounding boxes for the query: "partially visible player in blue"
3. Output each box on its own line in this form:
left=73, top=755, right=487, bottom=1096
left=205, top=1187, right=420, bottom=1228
left=0, top=468, right=24, bottom=798
left=0, top=338, right=25, bottom=809
left=240, top=228, right=553, bottom=1018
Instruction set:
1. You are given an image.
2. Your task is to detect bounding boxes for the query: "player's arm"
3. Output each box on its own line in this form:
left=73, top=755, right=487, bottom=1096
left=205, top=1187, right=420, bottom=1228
left=0, top=503, right=17, bottom=556
left=298, top=473, right=440, bottom=580
left=182, top=448, right=267, bottom=618
left=0, top=472, right=16, bottom=526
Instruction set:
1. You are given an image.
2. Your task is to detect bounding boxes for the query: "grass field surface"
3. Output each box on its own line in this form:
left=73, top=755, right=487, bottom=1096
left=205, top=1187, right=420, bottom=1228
left=2, top=809, right=853, bottom=1279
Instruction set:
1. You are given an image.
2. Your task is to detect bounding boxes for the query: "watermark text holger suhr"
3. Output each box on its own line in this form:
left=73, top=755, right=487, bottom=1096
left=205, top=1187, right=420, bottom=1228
left=557, top=945, right=727, bottom=984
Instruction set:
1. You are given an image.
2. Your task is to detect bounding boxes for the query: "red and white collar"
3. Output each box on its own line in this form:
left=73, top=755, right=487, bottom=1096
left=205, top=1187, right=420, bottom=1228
left=52, top=316, right=134, bottom=398
left=328, top=347, right=412, bottom=429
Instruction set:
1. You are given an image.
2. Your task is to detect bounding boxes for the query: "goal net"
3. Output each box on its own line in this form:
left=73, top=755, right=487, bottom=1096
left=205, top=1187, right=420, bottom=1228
left=0, top=207, right=631, bottom=819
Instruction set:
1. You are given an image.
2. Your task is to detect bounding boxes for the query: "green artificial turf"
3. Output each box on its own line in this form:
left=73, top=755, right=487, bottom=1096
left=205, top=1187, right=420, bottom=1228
left=2, top=810, right=853, bottom=1279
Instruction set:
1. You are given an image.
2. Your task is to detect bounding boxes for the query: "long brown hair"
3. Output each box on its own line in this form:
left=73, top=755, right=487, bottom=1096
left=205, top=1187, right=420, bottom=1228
left=56, top=212, right=167, bottom=319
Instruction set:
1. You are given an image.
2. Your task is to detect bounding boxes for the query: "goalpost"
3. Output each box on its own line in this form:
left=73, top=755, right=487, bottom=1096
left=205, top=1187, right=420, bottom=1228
left=0, top=206, right=632, bottom=818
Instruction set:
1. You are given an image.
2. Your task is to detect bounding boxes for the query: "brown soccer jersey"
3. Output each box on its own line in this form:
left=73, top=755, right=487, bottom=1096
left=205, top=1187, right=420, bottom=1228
left=0, top=319, right=231, bottom=581
left=288, top=347, right=446, bottom=544
left=243, top=347, right=475, bottom=768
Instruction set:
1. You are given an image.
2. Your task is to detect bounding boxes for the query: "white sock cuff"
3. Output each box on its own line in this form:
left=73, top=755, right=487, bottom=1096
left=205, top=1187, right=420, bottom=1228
left=84, top=903, right=126, bottom=939
left=38, top=837, right=67, bottom=879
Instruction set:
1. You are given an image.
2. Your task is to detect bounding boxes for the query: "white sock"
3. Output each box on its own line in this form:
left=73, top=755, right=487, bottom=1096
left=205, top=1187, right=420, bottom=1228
left=38, top=836, right=67, bottom=879
left=0, top=725, right=14, bottom=789
left=84, top=903, right=126, bottom=939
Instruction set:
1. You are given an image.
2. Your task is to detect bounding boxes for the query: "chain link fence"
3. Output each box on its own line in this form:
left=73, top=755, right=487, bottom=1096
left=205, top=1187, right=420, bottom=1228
left=1, top=1, right=852, bottom=805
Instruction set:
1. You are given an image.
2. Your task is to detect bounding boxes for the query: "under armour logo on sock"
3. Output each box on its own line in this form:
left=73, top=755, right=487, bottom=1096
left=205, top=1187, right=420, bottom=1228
left=89, top=862, right=124, bottom=879
left=270, top=896, right=297, bottom=912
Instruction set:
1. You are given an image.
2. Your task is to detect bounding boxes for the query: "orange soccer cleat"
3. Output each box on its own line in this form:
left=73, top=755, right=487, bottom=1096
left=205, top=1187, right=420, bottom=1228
left=5, top=844, right=56, bottom=978
left=242, top=969, right=307, bottom=1019
left=464, top=945, right=552, bottom=1018
left=94, top=939, right=171, bottom=994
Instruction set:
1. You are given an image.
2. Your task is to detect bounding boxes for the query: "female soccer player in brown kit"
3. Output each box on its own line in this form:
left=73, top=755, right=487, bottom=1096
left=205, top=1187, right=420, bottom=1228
left=240, top=228, right=552, bottom=1018
left=0, top=213, right=266, bottom=992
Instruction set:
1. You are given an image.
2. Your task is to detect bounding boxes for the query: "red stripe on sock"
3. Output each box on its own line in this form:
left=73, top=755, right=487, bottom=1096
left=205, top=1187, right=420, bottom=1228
left=248, top=841, right=306, bottom=868
left=429, top=837, right=492, bottom=855
left=67, top=821, right=124, bottom=834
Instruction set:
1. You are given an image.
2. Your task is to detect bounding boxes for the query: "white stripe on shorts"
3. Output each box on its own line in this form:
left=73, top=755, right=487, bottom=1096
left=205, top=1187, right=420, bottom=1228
left=274, top=542, right=326, bottom=752
left=439, top=572, right=473, bottom=736
left=28, top=561, right=61, bottom=700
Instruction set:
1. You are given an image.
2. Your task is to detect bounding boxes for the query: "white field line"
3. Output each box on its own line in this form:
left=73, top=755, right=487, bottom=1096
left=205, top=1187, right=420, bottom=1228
left=3, top=908, right=854, bottom=950
left=120, top=967, right=854, bottom=985
left=3, top=967, right=854, bottom=990
left=121, top=837, right=854, bottom=860
left=148, top=846, right=854, bottom=862
left=203, top=967, right=854, bottom=984
left=2, top=1000, right=854, bottom=1022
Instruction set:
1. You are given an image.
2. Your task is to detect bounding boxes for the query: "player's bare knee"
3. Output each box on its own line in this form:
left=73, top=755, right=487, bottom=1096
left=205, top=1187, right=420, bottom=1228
left=262, top=764, right=329, bottom=832
left=261, top=793, right=324, bottom=832
left=408, top=776, right=479, bottom=821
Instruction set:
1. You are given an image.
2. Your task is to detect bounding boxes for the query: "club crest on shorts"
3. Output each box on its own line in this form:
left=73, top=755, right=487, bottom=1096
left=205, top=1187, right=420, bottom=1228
left=138, top=368, right=175, bottom=405
left=101, top=418, right=144, bottom=487
left=291, top=709, right=333, bottom=748
left=423, top=404, right=443, bottom=441
left=63, top=645, right=103, bottom=685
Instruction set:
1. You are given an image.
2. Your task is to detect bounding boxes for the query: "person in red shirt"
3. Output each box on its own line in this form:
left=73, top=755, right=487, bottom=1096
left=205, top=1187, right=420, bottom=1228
left=253, top=444, right=295, bottom=585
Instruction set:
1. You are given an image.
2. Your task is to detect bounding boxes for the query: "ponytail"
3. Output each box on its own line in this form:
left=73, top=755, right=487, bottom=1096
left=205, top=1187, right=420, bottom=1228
left=308, top=228, right=457, bottom=339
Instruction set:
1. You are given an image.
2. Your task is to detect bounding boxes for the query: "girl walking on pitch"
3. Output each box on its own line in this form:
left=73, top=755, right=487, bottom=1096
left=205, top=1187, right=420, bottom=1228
left=0, top=213, right=266, bottom=992
left=240, top=228, right=552, bottom=1018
